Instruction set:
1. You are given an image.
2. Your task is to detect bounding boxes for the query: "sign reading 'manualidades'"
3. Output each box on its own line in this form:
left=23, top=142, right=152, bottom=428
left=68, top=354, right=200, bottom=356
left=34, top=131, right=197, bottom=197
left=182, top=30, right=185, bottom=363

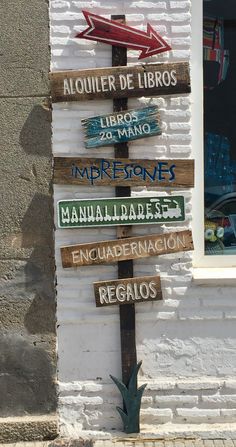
left=57, top=196, right=185, bottom=229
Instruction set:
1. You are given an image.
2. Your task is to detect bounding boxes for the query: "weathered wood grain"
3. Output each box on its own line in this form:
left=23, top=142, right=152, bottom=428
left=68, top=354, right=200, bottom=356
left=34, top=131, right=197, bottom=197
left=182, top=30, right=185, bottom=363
left=81, top=106, right=162, bottom=148
left=112, top=23, right=137, bottom=391
left=53, top=157, right=194, bottom=188
left=50, top=62, right=191, bottom=102
left=94, top=275, right=162, bottom=307
left=60, top=229, right=194, bottom=268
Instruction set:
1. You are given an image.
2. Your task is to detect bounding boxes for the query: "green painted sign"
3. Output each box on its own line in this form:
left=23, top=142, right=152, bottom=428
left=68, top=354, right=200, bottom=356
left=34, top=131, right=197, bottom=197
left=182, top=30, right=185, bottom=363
left=57, top=196, right=185, bottom=229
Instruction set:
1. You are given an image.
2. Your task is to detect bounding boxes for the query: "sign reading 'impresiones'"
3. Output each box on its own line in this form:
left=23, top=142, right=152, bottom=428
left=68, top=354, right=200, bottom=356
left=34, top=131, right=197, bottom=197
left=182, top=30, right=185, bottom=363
left=54, top=157, right=194, bottom=188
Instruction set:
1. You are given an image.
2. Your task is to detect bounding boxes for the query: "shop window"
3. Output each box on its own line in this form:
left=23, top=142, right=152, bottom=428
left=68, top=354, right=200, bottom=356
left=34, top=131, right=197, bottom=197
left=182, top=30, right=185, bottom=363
left=203, top=1, right=236, bottom=256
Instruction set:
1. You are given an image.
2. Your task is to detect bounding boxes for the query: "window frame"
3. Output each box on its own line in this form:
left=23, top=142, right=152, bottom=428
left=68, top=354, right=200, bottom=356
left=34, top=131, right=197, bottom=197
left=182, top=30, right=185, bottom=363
left=192, top=0, right=236, bottom=269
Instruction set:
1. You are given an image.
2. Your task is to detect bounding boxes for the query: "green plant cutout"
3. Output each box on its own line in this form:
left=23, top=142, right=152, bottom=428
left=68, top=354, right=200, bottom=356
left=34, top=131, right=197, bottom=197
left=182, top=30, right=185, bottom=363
left=110, top=361, right=147, bottom=434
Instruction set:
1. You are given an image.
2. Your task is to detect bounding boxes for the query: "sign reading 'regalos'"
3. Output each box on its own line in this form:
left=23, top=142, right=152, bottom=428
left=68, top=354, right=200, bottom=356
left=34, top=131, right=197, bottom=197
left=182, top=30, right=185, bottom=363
left=57, top=196, right=185, bottom=229
left=50, top=62, right=191, bottom=102
left=94, top=275, right=162, bottom=307
left=82, top=106, right=161, bottom=148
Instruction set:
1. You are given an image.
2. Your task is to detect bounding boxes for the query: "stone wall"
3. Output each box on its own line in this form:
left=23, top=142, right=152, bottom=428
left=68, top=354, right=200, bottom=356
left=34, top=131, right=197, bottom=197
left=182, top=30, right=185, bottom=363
left=0, top=0, right=57, bottom=442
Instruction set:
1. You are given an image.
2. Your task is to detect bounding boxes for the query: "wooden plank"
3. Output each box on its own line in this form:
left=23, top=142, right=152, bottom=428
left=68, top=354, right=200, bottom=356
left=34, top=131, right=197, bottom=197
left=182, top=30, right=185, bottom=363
left=49, top=62, right=191, bottom=102
left=53, top=157, right=194, bottom=188
left=57, top=195, right=186, bottom=229
left=82, top=106, right=162, bottom=148
left=112, top=14, right=137, bottom=390
left=94, top=275, right=162, bottom=307
left=60, top=229, right=194, bottom=268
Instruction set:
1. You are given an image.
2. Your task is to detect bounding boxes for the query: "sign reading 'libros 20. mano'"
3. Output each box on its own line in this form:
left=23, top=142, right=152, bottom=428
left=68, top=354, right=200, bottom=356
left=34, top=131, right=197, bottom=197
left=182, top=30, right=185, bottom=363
left=82, top=106, right=161, bottom=148
left=57, top=196, right=185, bottom=229
left=50, top=62, right=190, bottom=102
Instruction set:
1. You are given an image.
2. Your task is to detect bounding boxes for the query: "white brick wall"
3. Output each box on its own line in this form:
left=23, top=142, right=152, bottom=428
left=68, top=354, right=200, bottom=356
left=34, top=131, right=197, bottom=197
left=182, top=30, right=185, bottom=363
left=50, top=0, right=236, bottom=439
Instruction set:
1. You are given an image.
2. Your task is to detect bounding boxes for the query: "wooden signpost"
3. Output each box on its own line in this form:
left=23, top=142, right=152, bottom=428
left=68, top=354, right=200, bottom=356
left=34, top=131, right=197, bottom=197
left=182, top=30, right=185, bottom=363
left=60, top=229, right=194, bottom=268
left=49, top=62, right=191, bottom=103
left=52, top=9, right=193, bottom=434
left=57, top=195, right=185, bottom=229
left=82, top=106, right=161, bottom=148
left=54, top=157, right=194, bottom=188
left=94, top=275, right=162, bottom=307
left=76, top=10, right=171, bottom=60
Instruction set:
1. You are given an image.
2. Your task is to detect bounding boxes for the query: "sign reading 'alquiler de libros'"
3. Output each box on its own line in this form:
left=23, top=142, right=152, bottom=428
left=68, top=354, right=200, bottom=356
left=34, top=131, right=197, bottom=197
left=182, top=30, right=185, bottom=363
left=57, top=196, right=185, bottom=229
left=50, top=62, right=190, bottom=102
left=94, top=275, right=162, bottom=307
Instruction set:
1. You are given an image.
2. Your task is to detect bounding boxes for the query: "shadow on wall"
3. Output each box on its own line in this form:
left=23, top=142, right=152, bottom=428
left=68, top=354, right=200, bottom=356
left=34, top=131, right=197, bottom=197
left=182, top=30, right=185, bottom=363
left=19, top=102, right=55, bottom=335
left=0, top=103, right=56, bottom=416
left=21, top=192, right=56, bottom=335
left=20, top=102, right=51, bottom=157
left=0, top=335, right=56, bottom=417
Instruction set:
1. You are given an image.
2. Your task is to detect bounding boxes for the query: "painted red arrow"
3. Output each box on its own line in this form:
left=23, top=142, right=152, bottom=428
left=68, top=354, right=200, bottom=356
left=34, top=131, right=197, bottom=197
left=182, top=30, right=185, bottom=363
left=75, top=10, right=171, bottom=60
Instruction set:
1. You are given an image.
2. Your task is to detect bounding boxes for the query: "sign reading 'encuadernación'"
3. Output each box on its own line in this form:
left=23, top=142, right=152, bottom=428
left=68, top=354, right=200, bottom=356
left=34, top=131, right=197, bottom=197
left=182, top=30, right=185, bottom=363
left=61, top=230, right=193, bottom=268
left=57, top=196, right=185, bottom=229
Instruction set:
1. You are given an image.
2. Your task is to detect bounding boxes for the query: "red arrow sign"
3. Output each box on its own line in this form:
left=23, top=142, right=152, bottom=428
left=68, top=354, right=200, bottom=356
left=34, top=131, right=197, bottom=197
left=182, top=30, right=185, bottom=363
left=75, top=10, right=171, bottom=60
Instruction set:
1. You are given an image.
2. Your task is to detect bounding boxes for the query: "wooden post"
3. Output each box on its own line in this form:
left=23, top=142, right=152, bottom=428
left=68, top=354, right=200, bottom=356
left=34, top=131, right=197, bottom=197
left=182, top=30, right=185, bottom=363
left=112, top=15, right=137, bottom=387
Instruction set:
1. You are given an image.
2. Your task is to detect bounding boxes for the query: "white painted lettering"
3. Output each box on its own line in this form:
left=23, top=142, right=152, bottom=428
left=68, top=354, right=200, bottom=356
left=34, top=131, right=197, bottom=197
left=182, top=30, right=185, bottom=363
left=108, top=75, right=116, bottom=91
left=64, top=79, right=71, bottom=95
left=139, top=282, right=149, bottom=299
left=99, top=287, right=109, bottom=304
left=107, top=286, right=116, bottom=303
left=170, top=70, right=177, bottom=86
left=149, top=281, right=158, bottom=298
left=119, top=74, right=127, bottom=90
left=61, top=207, right=70, bottom=224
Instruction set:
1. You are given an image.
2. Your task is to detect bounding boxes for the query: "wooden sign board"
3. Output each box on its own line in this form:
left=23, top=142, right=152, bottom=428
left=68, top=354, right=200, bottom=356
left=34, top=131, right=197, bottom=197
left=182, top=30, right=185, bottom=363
left=57, top=195, right=185, bottom=229
left=50, top=62, right=191, bottom=103
left=94, top=275, right=162, bottom=307
left=60, top=229, right=193, bottom=268
left=54, top=157, right=194, bottom=188
left=82, top=106, right=161, bottom=148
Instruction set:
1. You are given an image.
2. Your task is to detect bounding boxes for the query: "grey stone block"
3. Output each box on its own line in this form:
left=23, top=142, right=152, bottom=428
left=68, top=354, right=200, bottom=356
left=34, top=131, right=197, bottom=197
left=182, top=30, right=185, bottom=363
left=0, top=0, right=50, bottom=97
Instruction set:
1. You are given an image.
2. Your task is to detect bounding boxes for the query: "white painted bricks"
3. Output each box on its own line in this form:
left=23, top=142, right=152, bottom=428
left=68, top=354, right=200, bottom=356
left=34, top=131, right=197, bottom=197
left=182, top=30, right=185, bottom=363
left=50, top=0, right=236, bottom=438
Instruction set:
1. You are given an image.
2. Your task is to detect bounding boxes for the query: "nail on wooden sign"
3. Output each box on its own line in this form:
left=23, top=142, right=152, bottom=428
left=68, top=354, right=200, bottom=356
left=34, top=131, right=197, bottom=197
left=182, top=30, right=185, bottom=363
left=57, top=196, right=185, bottom=229
left=54, top=157, right=194, bottom=188
left=50, top=62, right=191, bottom=102
left=82, top=106, right=161, bottom=148
left=94, top=275, right=162, bottom=307
left=60, top=229, right=193, bottom=267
